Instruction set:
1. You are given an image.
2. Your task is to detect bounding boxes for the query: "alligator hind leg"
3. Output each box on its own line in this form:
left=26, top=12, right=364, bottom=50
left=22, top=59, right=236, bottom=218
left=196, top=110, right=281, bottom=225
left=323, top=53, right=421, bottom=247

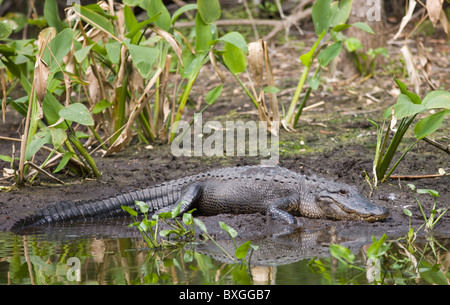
left=154, top=182, right=203, bottom=216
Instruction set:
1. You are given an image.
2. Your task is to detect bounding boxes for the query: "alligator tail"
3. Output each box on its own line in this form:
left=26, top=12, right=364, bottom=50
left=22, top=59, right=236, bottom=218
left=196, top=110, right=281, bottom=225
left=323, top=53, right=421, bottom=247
left=12, top=185, right=179, bottom=229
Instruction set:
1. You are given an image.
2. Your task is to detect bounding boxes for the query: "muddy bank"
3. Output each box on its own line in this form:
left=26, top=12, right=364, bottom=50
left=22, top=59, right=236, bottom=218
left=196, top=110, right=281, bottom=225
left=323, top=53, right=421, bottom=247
left=1, top=43, right=449, bottom=239
left=1, top=136, right=448, bottom=239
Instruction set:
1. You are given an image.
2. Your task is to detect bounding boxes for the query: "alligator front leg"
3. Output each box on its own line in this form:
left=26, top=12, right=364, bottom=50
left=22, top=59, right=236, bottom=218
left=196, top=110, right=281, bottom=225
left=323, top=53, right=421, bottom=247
left=154, top=182, right=203, bottom=217
left=266, top=196, right=298, bottom=224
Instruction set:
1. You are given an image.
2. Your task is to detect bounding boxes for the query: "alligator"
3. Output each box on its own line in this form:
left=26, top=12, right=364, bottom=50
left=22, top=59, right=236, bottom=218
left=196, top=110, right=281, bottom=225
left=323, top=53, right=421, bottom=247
left=12, top=166, right=389, bottom=228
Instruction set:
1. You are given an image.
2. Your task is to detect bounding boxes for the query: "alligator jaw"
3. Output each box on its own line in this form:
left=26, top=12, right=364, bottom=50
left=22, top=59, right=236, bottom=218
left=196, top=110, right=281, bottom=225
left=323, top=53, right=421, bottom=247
left=316, top=193, right=389, bottom=222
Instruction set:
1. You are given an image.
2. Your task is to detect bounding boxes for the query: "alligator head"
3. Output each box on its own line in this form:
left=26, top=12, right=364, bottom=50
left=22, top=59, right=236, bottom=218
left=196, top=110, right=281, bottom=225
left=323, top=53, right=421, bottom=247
left=313, top=180, right=389, bottom=222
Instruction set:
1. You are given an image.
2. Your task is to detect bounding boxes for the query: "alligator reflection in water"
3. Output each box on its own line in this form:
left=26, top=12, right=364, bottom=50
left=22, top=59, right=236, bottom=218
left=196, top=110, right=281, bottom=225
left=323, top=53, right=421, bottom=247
left=1, top=224, right=448, bottom=285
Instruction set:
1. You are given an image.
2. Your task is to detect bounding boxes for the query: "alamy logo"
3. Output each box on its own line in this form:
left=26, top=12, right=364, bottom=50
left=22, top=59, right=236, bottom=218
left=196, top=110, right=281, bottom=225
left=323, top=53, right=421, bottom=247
left=66, top=257, right=81, bottom=282
left=366, top=0, right=381, bottom=22
left=171, top=113, right=279, bottom=166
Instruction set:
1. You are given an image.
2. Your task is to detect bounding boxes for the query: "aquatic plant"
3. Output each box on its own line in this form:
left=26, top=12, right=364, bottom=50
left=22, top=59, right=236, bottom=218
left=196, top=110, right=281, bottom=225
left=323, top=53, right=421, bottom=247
left=122, top=200, right=256, bottom=265
left=369, top=78, right=450, bottom=185
left=284, top=0, right=375, bottom=128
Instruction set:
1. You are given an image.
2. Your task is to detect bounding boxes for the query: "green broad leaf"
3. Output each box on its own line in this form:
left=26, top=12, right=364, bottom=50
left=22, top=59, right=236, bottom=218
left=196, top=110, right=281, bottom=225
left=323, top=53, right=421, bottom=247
left=312, top=0, right=332, bottom=35
left=393, top=94, right=425, bottom=119
left=157, top=211, right=173, bottom=219
left=135, top=200, right=149, bottom=214
left=419, top=263, right=448, bottom=285
left=198, top=0, right=221, bottom=24
left=264, top=86, right=281, bottom=94
left=182, top=51, right=208, bottom=79
left=43, top=92, right=68, bottom=129
left=59, top=103, right=94, bottom=126
left=123, top=5, right=138, bottom=33
left=171, top=201, right=183, bottom=218
left=48, top=127, right=67, bottom=148
left=195, top=12, right=212, bottom=53
left=74, top=45, right=94, bottom=63
left=406, top=183, right=416, bottom=191
left=307, top=73, right=321, bottom=90
left=394, top=77, right=421, bottom=105
left=352, top=22, right=375, bottom=34
left=26, top=129, right=52, bottom=160
left=222, top=42, right=247, bottom=75
left=318, top=41, right=342, bottom=67
left=219, top=221, right=238, bottom=239
left=124, top=40, right=159, bottom=78
left=75, top=131, right=91, bottom=139
left=414, top=109, right=450, bottom=140
left=122, top=0, right=144, bottom=6
left=403, top=208, right=412, bottom=217
left=182, top=212, right=193, bottom=225
left=124, top=12, right=162, bottom=39
left=215, top=32, right=248, bottom=54
left=74, top=4, right=115, bottom=36
left=44, top=0, right=67, bottom=33
left=194, top=218, right=207, bottom=233
left=0, top=44, right=17, bottom=57
left=330, top=244, right=355, bottom=264
left=421, top=90, right=450, bottom=110
left=92, top=99, right=113, bottom=114
left=0, top=155, right=13, bottom=163
left=105, top=42, right=121, bottom=64
left=235, top=241, right=252, bottom=260
left=367, top=234, right=390, bottom=260
left=417, top=189, right=440, bottom=197
left=171, top=4, right=198, bottom=24
left=145, top=0, right=171, bottom=31
left=0, top=20, right=14, bottom=40
left=300, top=30, right=326, bottom=66
left=41, top=28, right=74, bottom=73
left=330, top=0, right=353, bottom=27
left=205, top=84, right=223, bottom=105
left=332, top=23, right=352, bottom=32
left=122, top=205, right=138, bottom=216
left=53, top=151, right=75, bottom=173
left=344, top=37, right=363, bottom=52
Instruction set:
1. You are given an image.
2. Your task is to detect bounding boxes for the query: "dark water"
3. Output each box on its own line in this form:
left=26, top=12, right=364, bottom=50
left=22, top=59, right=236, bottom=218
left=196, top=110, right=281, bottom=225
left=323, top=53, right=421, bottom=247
left=0, top=223, right=448, bottom=285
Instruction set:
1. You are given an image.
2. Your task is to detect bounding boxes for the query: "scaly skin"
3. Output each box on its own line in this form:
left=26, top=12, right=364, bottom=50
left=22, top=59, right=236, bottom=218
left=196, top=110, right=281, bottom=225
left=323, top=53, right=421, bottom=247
left=12, top=166, right=389, bottom=228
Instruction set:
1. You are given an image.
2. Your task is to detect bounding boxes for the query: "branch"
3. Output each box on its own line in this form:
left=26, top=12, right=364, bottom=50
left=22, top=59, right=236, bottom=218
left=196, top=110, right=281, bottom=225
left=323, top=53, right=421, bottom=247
left=174, top=1, right=314, bottom=41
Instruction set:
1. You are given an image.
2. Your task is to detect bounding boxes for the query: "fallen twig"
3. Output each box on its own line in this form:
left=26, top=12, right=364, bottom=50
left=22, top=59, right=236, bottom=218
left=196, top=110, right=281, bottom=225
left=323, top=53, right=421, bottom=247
left=389, top=173, right=449, bottom=180
left=25, top=161, right=65, bottom=184
left=422, top=137, right=450, bottom=155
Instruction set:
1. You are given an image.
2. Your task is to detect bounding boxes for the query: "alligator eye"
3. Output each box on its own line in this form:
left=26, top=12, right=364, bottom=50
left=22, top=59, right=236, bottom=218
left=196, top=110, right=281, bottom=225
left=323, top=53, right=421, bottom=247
left=338, top=189, right=348, bottom=196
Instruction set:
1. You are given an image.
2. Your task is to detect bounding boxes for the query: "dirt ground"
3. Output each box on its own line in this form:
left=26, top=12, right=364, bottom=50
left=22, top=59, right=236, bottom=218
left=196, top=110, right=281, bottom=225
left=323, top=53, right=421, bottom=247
left=0, top=34, right=449, bottom=240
